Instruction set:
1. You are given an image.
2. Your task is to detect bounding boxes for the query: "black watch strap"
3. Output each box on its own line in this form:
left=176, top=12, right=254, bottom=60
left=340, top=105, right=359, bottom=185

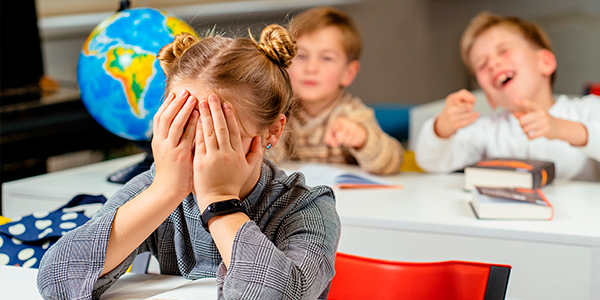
left=200, top=199, right=246, bottom=232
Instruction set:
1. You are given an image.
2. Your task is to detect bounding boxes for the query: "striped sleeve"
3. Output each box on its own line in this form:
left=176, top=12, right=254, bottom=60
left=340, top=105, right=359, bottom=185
left=344, top=98, right=404, bottom=175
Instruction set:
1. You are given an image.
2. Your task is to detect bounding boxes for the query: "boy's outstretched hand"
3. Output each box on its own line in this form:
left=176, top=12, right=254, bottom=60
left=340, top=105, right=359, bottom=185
left=434, top=89, right=480, bottom=138
left=512, top=98, right=588, bottom=146
left=325, top=117, right=368, bottom=149
left=512, top=98, right=558, bottom=140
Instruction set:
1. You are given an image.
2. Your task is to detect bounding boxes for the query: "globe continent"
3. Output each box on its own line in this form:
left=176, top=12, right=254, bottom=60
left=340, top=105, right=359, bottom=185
left=78, top=8, right=198, bottom=141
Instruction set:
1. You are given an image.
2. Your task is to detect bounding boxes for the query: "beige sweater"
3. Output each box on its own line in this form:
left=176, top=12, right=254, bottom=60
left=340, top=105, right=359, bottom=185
left=270, top=92, right=404, bottom=175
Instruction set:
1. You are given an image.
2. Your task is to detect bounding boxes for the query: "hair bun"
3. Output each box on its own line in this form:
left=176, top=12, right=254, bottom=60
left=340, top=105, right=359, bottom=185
left=158, top=32, right=199, bottom=76
left=256, top=24, right=297, bottom=68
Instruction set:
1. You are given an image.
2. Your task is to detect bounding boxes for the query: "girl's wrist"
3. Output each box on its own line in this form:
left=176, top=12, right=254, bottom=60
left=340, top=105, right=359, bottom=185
left=148, top=181, right=190, bottom=202
left=196, top=194, right=240, bottom=212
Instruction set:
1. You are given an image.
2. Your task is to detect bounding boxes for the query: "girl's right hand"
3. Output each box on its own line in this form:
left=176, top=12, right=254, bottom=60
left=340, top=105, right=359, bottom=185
left=150, top=89, right=199, bottom=200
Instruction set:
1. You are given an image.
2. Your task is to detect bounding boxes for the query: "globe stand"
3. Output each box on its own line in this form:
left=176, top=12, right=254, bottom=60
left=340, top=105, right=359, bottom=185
left=108, top=141, right=154, bottom=184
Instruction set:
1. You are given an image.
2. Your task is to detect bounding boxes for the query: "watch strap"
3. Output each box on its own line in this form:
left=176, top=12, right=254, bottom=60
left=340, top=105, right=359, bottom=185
left=200, top=199, right=246, bottom=232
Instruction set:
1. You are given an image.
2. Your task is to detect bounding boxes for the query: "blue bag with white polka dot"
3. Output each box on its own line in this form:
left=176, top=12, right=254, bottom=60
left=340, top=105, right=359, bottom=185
left=0, top=194, right=106, bottom=268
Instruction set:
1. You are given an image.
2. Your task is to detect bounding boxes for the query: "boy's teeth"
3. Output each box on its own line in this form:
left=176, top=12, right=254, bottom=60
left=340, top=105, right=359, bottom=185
left=496, top=74, right=508, bottom=87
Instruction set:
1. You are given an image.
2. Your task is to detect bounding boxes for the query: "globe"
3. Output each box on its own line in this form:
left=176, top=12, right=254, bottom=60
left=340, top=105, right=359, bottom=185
left=78, top=7, right=198, bottom=141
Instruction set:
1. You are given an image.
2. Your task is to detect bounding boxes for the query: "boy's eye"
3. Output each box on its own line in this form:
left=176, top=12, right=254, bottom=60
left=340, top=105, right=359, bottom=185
left=296, top=53, right=307, bottom=60
left=322, top=56, right=333, bottom=62
left=475, top=61, right=487, bottom=71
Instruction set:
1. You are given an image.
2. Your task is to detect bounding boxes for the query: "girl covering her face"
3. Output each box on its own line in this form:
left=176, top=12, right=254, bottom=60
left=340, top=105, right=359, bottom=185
left=37, top=24, right=341, bottom=300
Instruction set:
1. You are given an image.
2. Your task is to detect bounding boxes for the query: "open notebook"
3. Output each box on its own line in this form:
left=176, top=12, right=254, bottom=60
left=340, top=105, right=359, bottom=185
left=287, top=163, right=402, bottom=190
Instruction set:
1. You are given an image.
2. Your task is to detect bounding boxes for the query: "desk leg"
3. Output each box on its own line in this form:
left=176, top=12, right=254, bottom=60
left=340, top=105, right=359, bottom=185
left=593, top=247, right=600, bottom=300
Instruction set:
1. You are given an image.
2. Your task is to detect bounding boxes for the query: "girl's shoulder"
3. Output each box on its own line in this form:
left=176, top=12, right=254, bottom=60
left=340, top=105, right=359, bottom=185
left=264, top=160, right=335, bottom=206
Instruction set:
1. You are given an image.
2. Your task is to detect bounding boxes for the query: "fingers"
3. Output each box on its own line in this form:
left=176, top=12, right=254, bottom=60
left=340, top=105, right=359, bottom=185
left=167, top=95, right=197, bottom=145
left=457, top=111, right=480, bottom=128
left=153, top=92, right=176, bottom=139
left=448, top=89, right=477, bottom=106
left=199, top=99, right=218, bottom=151
left=195, top=114, right=206, bottom=156
left=246, top=136, right=263, bottom=167
left=513, top=98, right=540, bottom=113
left=156, top=90, right=190, bottom=141
left=181, top=109, right=199, bottom=149
left=324, top=122, right=339, bottom=147
left=223, top=102, right=242, bottom=152
left=208, top=95, right=230, bottom=150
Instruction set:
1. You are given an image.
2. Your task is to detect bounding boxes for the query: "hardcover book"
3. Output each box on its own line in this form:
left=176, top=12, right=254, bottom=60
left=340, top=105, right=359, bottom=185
left=464, top=158, right=555, bottom=191
left=470, top=187, right=553, bottom=220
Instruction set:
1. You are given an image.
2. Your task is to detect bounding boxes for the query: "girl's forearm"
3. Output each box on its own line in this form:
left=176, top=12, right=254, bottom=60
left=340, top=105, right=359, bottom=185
left=100, top=184, right=184, bottom=276
left=207, top=212, right=250, bottom=268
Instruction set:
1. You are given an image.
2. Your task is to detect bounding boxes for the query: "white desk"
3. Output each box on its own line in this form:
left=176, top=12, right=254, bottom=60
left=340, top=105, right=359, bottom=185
left=0, top=265, right=217, bottom=299
left=2, top=154, right=145, bottom=218
left=2, top=155, right=600, bottom=300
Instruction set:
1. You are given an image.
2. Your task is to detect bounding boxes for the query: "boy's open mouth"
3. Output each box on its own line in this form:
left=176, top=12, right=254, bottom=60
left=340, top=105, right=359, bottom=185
left=494, top=71, right=515, bottom=88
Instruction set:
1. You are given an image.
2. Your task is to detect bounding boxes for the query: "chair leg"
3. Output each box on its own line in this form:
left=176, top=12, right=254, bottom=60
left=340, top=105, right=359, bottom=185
left=483, top=266, right=511, bottom=300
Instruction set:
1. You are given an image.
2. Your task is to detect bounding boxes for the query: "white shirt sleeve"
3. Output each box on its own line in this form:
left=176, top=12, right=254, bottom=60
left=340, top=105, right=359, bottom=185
left=574, top=95, right=600, bottom=161
left=414, top=115, right=488, bottom=173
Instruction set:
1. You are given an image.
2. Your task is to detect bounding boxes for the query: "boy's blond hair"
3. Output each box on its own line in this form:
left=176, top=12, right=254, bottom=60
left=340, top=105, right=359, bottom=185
left=460, top=11, right=556, bottom=86
left=289, top=6, right=362, bottom=62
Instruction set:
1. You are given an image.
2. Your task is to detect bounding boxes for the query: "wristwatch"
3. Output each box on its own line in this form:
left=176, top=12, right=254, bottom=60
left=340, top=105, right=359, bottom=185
left=200, top=199, right=246, bottom=232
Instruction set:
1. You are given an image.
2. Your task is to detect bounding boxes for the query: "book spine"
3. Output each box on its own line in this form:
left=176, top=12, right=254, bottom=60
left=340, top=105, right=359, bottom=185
left=531, top=163, right=556, bottom=188
left=536, top=189, right=554, bottom=221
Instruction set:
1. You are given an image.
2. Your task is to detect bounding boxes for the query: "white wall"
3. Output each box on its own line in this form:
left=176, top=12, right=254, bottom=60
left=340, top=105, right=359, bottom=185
left=39, top=0, right=600, bottom=105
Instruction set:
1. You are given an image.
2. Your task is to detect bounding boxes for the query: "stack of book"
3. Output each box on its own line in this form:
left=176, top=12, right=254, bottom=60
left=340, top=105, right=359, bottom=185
left=465, top=158, right=555, bottom=220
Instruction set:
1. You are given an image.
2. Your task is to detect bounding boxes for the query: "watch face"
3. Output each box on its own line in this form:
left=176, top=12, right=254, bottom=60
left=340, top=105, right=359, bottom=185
left=209, top=199, right=242, bottom=212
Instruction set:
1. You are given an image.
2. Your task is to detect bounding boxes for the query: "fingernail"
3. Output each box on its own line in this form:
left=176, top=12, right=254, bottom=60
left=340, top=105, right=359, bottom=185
left=200, top=100, right=209, bottom=109
left=209, top=95, right=218, bottom=103
left=187, top=95, right=196, bottom=103
left=179, top=89, right=188, bottom=98
left=223, top=102, right=232, bottom=111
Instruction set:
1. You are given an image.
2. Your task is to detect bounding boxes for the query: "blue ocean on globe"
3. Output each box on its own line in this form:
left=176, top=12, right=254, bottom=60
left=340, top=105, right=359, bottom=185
left=78, top=8, right=197, bottom=141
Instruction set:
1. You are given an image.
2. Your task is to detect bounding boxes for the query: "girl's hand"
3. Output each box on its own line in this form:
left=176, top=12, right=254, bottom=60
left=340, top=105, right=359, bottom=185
left=324, top=117, right=368, bottom=149
left=192, top=95, right=263, bottom=211
left=512, top=98, right=559, bottom=140
left=434, top=89, right=480, bottom=138
left=151, top=89, right=199, bottom=199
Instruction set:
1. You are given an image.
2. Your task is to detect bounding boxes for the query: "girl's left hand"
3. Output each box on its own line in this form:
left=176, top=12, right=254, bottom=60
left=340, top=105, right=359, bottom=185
left=192, top=95, right=263, bottom=211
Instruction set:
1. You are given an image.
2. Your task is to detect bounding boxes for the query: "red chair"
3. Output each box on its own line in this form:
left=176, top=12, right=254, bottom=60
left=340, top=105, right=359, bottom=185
left=328, top=252, right=511, bottom=300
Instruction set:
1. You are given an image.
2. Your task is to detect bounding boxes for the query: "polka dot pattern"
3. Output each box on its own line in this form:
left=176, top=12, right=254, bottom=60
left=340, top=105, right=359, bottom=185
left=0, top=194, right=106, bottom=268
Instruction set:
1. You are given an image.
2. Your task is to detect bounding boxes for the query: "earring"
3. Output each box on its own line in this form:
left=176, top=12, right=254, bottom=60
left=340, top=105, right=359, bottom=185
left=266, top=143, right=272, bottom=149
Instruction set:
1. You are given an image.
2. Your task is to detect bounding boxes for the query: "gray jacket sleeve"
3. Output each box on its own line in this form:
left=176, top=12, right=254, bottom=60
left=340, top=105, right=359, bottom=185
left=217, top=187, right=340, bottom=300
left=37, top=167, right=156, bottom=300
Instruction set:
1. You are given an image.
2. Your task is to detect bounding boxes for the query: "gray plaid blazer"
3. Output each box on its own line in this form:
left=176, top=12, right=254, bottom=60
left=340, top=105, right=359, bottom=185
left=37, top=159, right=340, bottom=299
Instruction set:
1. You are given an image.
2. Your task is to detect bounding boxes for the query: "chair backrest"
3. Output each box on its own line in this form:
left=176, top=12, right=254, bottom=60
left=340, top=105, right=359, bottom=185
left=328, top=252, right=511, bottom=300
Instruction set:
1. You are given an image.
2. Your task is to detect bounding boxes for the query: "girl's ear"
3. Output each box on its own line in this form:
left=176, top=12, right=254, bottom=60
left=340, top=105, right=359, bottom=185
left=264, top=114, right=287, bottom=147
left=340, top=60, right=361, bottom=88
left=538, top=49, right=557, bottom=78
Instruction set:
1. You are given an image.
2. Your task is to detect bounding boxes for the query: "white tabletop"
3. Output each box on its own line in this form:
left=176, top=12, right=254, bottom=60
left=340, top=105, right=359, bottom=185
left=286, top=163, right=600, bottom=247
left=0, top=265, right=217, bottom=300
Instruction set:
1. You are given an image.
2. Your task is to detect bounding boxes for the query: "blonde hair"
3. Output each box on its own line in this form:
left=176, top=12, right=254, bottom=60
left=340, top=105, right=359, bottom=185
left=460, top=12, right=555, bottom=86
left=157, top=24, right=297, bottom=131
left=289, top=6, right=362, bottom=62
